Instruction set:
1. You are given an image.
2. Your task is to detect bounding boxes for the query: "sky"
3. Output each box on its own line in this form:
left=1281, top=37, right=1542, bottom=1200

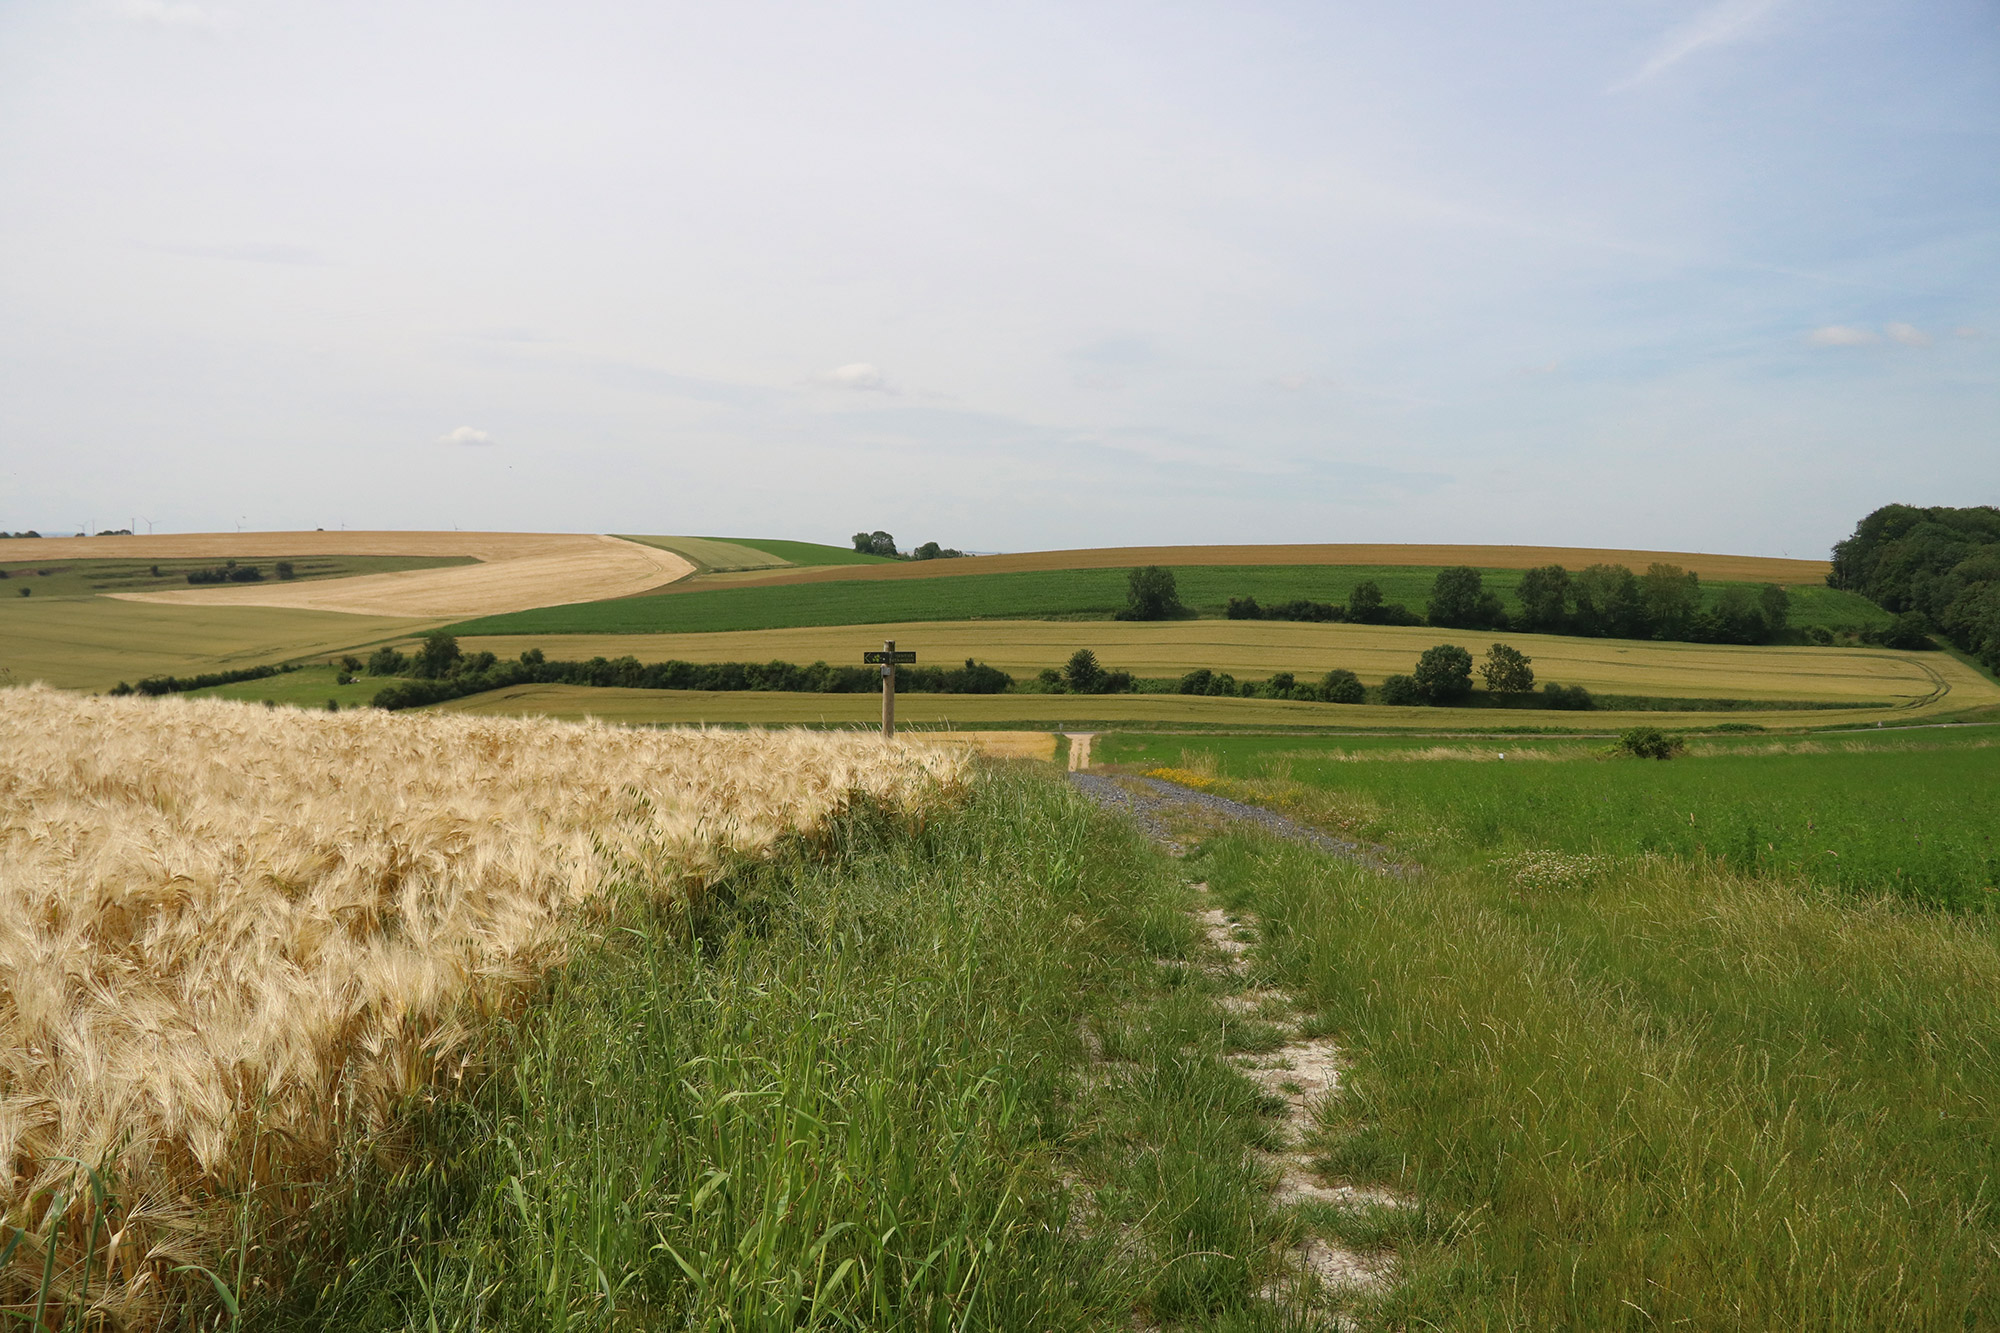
left=0, top=0, right=1994, bottom=557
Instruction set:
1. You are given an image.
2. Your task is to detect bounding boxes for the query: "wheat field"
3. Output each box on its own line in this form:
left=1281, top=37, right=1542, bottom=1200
left=0, top=686, right=963, bottom=1325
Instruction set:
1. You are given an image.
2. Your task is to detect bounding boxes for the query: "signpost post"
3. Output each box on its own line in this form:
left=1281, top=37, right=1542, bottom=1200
left=862, top=640, right=917, bottom=739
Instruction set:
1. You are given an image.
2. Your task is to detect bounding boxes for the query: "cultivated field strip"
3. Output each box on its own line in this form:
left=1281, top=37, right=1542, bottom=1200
left=459, top=620, right=1969, bottom=703
left=0, top=687, right=963, bottom=1324
left=99, top=534, right=692, bottom=618
left=687, top=542, right=1830, bottom=590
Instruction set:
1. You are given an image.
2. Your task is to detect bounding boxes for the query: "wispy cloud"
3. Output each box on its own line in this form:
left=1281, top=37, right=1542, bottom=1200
left=1807, top=324, right=1878, bottom=347
left=439, top=426, right=495, bottom=446
left=818, top=363, right=891, bottom=392
left=1609, top=0, right=1781, bottom=92
left=1884, top=322, right=1932, bottom=347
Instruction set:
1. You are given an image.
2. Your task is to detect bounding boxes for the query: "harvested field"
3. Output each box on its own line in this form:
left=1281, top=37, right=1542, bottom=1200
left=614, top=535, right=791, bottom=571
left=457, top=620, right=1981, bottom=707
left=0, top=686, right=962, bottom=1325
left=57, top=532, right=695, bottom=618
left=689, top=543, right=1829, bottom=590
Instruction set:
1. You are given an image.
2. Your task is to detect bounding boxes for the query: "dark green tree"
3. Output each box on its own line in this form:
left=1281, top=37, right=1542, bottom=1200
left=852, top=531, right=899, bottom=557
left=1320, top=668, right=1365, bottom=704
left=1479, top=642, right=1534, bottom=693
left=1063, top=648, right=1104, bottom=694
left=1758, top=584, right=1790, bottom=633
left=365, top=646, right=408, bottom=676
left=415, top=633, right=462, bottom=679
left=1346, top=580, right=1385, bottom=623
left=1123, top=566, right=1182, bottom=620
left=1641, top=563, right=1701, bottom=639
left=1515, top=564, right=1571, bottom=633
left=1412, top=643, right=1474, bottom=704
left=1427, top=566, right=1507, bottom=629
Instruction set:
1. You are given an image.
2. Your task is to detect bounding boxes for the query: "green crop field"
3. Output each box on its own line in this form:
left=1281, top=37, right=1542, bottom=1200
left=447, top=564, right=1887, bottom=637
left=1104, top=728, right=2000, bottom=907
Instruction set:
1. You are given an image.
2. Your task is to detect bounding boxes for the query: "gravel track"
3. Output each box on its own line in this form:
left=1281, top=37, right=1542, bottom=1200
left=1067, top=772, right=1398, bottom=871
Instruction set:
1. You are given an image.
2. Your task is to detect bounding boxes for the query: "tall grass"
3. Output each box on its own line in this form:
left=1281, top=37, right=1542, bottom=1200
left=0, top=686, right=962, bottom=1326
left=1201, top=832, right=2000, bottom=1329
left=246, top=771, right=1296, bottom=1331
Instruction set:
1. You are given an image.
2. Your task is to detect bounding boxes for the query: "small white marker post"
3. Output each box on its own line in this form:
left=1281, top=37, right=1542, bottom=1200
left=863, top=639, right=917, bottom=739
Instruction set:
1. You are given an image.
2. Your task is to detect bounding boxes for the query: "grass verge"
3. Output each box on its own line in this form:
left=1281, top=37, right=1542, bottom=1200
left=236, top=767, right=1314, bottom=1331
left=1197, top=830, right=2000, bottom=1328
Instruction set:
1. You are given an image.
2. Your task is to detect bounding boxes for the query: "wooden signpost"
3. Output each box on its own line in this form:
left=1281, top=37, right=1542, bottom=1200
left=862, top=639, right=917, bottom=738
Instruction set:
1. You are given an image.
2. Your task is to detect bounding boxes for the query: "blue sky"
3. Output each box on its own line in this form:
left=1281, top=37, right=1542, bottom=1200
left=1, top=0, right=1993, bottom=556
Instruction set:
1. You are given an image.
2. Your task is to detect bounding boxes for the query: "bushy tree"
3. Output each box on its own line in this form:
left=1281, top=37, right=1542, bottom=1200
left=1122, top=566, right=1183, bottom=620
left=1541, top=682, right=1594, bottom=710
left=1380, top=673, right=1421, bottom=706
left=1427, top=567, right=1507, bottom=630
left=414, top=632, right=462, bottom=679
left=1617, top=727, right=1685, bottom=760
left=1347, top=580, right=1385, bottom=623
left=1641, top=563, right=1700, bottom=639
left=1266, top=671, right=1297, bottom=698
left=275, top=561, right=296, bottom=580
left=1320, top=668, right=1365, bottom=704
left=1759, top=583, right=1790, bottom=632
left=1226, top=595, right=1262, bottom=620
left=365, top=646, right=408, bottom=676
left=1412, top=643, right=1474, bottom=704
left=1480, top=642, right=1534, bottom=693
left=1515, top=564, right=1571, bottom=633
left=1573, top=564, right=1646, bottom=638
left=852, top=531, right=899, bottom=557
left=1063, top=648, right=1103, bottom=693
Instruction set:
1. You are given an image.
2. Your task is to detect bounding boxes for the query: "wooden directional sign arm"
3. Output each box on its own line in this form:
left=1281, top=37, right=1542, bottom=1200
left=865, top=640, right=916, bottom=739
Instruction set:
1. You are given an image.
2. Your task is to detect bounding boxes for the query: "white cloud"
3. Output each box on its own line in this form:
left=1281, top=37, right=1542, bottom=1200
left=1954, top=327, right=1982, bottom=340
left=439, top=426, right=495, bottom=445
left=118, top=0, right=220, bottom=28
left=819, top=363, right=890, bottom=391
left=1884, top=322, right=1932, bottom=347
left=1610, top=0, right=1781, bottom=92
left=1807, top=324, right=1878, bottom=347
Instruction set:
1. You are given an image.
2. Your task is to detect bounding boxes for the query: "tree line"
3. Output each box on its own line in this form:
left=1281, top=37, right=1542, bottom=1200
left=1226, top=563, right=1793, bottom=645
left=108, top=664, right=295, bottom=696
left=1830, top=503, right=2000, bottom=667
left=184, top=559, right=298, bottom=585
left=851, top=531, right=967, bottom=560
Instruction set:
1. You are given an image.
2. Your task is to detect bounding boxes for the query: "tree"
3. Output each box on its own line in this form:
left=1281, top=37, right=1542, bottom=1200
left=1427, top=566, right=1484, bottom=628
left=1225, top=595, right=1262, bottom=620
left=1266, top=671, right=1296, bottom=698
left=1123, top=566, right=1182, bottom=620
left=365, top=646, right=408, bottom=676
left=1759, top=584, right=1790, bottom=633
left=1063, top=648, right=1104, bottom=694
left=415, top=633, right=462, bottom=679
left=1347, top=580, right=1385, bottom=623
left=1321, top=668, right=1365, bottom=704
left=852, top=531, right=899, bottom=557
left=1641, top=563, right=1701, bottom=639
left=1380, top=673, right=1421, bottom=706
left=1412, top=643, right=1474, bottom=704
left=1515, top=565, right=1571, bottom=633
left=1480, top=643, right=1534, bottom=693
left=1617, top=727, right=1684, bottom=760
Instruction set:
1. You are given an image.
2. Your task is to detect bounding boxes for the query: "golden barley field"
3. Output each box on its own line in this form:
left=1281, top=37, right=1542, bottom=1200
left=0, top=686, right=962, bottom=1325
left=694, top=542, right=1829, bottom=591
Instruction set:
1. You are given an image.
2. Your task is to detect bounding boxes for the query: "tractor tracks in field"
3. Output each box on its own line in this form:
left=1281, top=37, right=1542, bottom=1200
left=1068, top=770, right=1411, bottom=1322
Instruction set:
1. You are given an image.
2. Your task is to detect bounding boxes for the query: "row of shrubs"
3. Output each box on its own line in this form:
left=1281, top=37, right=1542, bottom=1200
left=365, top=638, right=1015, bottom=710
left=108, top=664, right=296, bottom=696
left=185, top=559, right=297, bottom=584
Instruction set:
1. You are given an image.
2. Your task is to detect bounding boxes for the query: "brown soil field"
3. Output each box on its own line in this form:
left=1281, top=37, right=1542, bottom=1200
left=60, top=532, right=695, bottom=618
left=675, top=544, right=1830, bottom=593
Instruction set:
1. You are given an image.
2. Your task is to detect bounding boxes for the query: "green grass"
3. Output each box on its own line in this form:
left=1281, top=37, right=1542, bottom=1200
left=235, top=769, right=1314, bottom=1331
left=727, top=538, right=901, bottom=567
left=0, top=554, right=472, bottom=599
left=445, top=566, right=1887, bottom=638
left=1102, top=731, right=2000, bottom=908
left=1200, top=830, right=2000, bottom=1328
left=180, top=663, right=397, bottom=710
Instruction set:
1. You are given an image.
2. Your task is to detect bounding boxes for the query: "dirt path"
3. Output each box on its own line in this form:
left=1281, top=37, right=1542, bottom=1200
left=1067, top=770, right=1409, bottom=1314
left=1063, top=731, right=1095, bottom=771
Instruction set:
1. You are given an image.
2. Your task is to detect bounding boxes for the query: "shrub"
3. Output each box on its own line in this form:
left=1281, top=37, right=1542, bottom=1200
left=1616, top=727, right=1685, bottom=760
left=1034, top=667, right=1065, bottom=693
left=1226, top=595, right=1262, bottom=620
left=18, top=587, right=27, bottom=597
left=1413, top=644, right=1474, bottom=704
left=1320, top=669, right=1365, bottom=704
left=1380, top=673, right=1421, bottom=706
left=276, top=561, right=296, bottom=580
left=1177, top=668, right=1239, bottom=696
left=1480, top=642, right=1535, bottom=694
left=1541, top=682, right=1595, bottom=710
left=365, top=647, right=408, bottom=676
left=1263, top=598, right=1340, bottom=623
